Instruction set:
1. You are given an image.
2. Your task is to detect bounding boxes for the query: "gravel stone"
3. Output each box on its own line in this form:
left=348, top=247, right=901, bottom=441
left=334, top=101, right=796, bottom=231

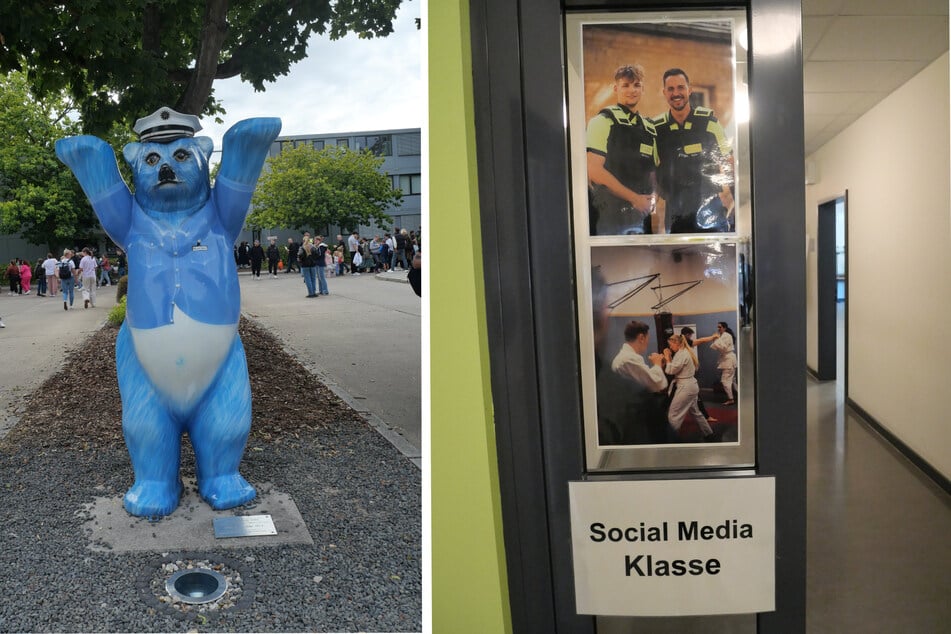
left=0, top=319, right=421, bottom=632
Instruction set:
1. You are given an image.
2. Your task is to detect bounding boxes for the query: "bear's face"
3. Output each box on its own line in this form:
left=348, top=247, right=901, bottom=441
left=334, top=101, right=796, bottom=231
left=123, top=137, right=214, bottom=213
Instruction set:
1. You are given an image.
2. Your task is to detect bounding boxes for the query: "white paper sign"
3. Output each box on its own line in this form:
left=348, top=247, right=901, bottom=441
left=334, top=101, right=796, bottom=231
left=569, top=477, right=775, bottom=616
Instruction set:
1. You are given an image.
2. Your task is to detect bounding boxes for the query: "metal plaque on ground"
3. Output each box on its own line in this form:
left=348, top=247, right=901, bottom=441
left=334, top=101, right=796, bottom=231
left=214, top=515, right=278, bottom=538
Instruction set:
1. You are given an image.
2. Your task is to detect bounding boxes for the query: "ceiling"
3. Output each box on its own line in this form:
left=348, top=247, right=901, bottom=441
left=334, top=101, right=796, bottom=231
left=801, top=0, right=949, bottom=155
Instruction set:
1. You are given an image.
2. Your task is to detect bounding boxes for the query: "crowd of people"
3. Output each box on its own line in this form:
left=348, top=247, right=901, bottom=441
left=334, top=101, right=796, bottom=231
left=231, top=227, right=422, bottom=298
left=332, top=228, right=420, bottom=276
left=4, top=248, right=126, bottom=311
left=235, top=227, right=420, bottom=279
left=1, top=226, right=421, bottom=326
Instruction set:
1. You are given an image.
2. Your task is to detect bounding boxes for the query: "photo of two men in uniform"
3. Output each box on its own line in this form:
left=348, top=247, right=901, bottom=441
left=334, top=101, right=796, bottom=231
left=581, top=21, right=738, bottom=236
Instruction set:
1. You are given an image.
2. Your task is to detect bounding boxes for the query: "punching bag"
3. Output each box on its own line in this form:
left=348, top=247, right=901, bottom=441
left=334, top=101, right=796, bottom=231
left=654, top=311, right=674, bottom=354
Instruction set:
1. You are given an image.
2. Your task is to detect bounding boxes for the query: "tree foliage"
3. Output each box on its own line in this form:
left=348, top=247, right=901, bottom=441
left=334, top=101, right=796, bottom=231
left=0, top=72, right=131, bottom=251
left=248, top=144, right=401, bottom=233
left=0, top=0, right=404, bottom=134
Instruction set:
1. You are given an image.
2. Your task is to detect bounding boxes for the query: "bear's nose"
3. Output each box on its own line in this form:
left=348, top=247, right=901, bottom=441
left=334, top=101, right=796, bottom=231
left=159, top=164, right=177, bottom=183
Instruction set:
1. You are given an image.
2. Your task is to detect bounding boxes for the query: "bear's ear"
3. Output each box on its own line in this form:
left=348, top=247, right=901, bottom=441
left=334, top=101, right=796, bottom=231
left=122, top=142, right=142, bottom=167
left=194, top=136, right=214, bottom=160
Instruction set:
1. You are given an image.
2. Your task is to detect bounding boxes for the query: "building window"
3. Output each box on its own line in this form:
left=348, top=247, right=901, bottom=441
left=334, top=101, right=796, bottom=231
left=355, top=135, right=392, bottom=156
left=398, top=173, right=422, bottom=195
left=336, top=138, right=350, bottom=148
left=313, top=139, right=324, bottom=150
left=396, top=133, right=421, bottom=156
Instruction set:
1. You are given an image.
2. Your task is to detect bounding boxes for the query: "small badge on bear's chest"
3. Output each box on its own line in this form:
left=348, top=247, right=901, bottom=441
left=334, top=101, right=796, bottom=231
left=192, top=240, right=208, bottom=252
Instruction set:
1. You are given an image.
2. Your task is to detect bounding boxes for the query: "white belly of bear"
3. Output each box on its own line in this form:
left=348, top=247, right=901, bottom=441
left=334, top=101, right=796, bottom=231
left=130, top=306, right=237, bottom=410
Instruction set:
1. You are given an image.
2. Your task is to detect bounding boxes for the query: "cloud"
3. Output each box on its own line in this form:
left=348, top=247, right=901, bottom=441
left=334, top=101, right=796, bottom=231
left=200, top=2, right=422, bottom=150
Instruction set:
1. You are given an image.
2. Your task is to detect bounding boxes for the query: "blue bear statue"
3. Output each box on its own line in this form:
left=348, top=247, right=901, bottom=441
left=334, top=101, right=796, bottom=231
left=56, top=108, right=281, bottom=517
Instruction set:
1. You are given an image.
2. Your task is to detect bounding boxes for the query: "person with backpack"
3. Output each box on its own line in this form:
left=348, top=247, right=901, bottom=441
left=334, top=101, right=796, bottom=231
left=32, top=258, right=47, bottom=297
left=58, top=249, right=76, bottom=310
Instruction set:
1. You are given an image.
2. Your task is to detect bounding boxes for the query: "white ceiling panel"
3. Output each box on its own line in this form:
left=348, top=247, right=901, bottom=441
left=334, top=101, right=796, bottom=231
left=802, top=16, right=833, bottom=59
left=803, top=61, right=929, bottom=93
left=843, top=92, right=890, bottom=115
left=836, top=0, right=950, bottom=16
left=810, top=16, right=949, bottom=62
left=804, top=128, right=840, bottom=155
left=804, top=114, right=837, bottom=139
left=803, top=92, right=889, bottom=117
left=803, top=92, right=862, bottom=116
left=801, top=1, right=946, bottom=155
left=801, top=0, right=847, bottom=17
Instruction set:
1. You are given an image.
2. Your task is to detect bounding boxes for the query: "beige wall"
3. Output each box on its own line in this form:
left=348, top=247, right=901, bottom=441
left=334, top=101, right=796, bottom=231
left=804, top=52, right=951, bottom=479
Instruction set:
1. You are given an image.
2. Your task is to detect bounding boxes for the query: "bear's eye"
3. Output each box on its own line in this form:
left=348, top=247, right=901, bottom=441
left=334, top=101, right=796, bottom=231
left=173, top=149, right=191, bottom=162
left=145, top=153, right=161, bottom=166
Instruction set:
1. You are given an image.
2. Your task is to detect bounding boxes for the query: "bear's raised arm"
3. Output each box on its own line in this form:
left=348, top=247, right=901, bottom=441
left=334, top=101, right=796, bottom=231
left=55, top=135, right=127, bottom=198
left=55, top=135, right=133, bottom=243
left=217, top=117, right=282, bottom=187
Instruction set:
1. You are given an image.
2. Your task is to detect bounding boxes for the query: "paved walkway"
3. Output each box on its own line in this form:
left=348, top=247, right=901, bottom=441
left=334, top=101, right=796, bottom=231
left=237, top=266, right=422, bottom=463
left=0, top=269, right=422, bottom=463
left=0, top=284, right=119, bottom=438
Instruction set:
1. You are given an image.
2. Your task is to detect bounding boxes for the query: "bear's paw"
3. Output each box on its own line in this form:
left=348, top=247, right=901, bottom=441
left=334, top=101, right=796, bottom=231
left=199, top=473, right=256, bottom=510
left=123, top=478, right=184, bottom=517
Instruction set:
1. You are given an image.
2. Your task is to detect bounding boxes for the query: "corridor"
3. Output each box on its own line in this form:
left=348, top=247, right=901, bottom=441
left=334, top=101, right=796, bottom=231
left=805, top=306, right=951, bottom=631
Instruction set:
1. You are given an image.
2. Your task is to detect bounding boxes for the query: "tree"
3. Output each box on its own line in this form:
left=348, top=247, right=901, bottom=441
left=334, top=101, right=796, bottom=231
left=0, top=0, right=405, bottom=134
left=0, top=72, right=127, bottom=251
left=248, top=144, right=401, bottom=233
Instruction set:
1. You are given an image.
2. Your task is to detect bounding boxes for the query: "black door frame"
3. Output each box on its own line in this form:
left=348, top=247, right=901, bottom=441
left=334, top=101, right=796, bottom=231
left=815, top=198, right=837, bottom=380
left=813, top=192, right=848, bottom=383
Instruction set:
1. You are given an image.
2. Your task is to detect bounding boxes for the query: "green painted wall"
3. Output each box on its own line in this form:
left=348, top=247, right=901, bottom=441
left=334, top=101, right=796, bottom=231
left=429, top=1, right=512, bottom=632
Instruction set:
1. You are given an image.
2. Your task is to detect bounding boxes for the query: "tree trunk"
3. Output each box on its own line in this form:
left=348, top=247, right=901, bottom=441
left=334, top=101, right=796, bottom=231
left=177, top=0, right=230, bottom=114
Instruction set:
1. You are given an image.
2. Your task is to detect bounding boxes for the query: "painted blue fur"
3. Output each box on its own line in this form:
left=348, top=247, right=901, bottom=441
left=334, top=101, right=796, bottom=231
left=55, top=116, right=281, bottom=517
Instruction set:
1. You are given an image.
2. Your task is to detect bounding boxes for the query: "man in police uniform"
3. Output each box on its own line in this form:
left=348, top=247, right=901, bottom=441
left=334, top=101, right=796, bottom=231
left=652, top=68, right=735, bottom=233
left=586, top=64, right=658, bottom=235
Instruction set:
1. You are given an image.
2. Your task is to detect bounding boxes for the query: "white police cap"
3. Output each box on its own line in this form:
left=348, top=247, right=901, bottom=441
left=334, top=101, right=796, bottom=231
left=133, top=107, right=202, bottom=142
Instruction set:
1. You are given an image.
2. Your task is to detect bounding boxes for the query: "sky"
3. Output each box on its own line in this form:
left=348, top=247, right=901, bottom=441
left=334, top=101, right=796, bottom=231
left=198, top=1, right=423, bottom=152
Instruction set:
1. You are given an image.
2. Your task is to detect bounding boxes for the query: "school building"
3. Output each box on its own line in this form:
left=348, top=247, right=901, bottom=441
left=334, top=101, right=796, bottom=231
left=236, top=127, right=422, bottom=246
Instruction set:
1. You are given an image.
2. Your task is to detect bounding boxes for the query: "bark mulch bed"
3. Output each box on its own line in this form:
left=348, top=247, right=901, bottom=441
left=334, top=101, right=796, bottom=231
left=0, top=316, right=362, bottom=452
